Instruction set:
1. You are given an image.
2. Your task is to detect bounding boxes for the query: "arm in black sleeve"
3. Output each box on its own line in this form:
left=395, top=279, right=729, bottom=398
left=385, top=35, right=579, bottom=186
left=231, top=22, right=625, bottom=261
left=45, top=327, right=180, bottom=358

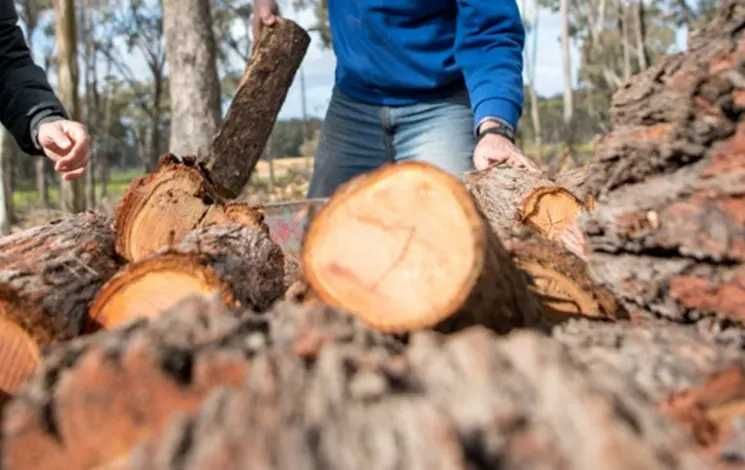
left=0, top=0, right=67, bottom=155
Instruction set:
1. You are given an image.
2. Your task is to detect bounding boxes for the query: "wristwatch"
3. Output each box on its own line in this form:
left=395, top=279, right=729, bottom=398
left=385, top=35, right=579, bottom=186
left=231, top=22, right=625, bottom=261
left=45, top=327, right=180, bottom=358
left=477, top=118, right=516, bottom=144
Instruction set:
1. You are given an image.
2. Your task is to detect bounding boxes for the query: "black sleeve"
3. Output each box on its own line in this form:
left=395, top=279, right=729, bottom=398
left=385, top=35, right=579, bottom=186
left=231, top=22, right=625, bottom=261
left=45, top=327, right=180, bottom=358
left=0, top=0, right=67, bottom=155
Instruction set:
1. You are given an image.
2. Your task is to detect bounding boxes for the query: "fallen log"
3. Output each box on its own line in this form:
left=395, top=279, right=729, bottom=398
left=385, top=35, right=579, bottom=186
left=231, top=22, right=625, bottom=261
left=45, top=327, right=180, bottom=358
left=466, top=165, right=588, bottom=241
left=90, top=224, right=285, bottom=330
left=0, top=213, right=121, bottom=395
left=115, top=19, right=310, bottom=262
left=302, top=162, right=544, bottom=334
left=582, top=1, right=745, bottom=324
left=2, top=298, right=398, bottom=470
left=466, top=165, right=623, bottom=321
left=125, top=328, right=700, bottom=470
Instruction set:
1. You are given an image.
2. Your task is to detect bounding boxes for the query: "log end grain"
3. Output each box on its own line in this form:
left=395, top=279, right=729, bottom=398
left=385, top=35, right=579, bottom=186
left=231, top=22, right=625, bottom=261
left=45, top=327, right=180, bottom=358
left=0, top=314, right=40, bottom=396
left=115, top=155, right=212, bottom=262
left=521, top=186, right=585, bottom=240
left=303, top=162, right=536, bottom=333
left=89, top=254, right=235, bottom=330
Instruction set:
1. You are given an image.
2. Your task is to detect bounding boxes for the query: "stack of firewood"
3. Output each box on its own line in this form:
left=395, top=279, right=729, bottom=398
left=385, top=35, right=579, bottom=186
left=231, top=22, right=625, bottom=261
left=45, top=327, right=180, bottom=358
left=1, top=4, right=745, bottom=470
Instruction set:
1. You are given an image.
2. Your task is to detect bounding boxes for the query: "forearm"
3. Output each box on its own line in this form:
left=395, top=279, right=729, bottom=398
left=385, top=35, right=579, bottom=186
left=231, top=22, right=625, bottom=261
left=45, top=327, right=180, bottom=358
left=454, top=0, right=525, bottom=131
left=0, top=8, right=66, bottom=155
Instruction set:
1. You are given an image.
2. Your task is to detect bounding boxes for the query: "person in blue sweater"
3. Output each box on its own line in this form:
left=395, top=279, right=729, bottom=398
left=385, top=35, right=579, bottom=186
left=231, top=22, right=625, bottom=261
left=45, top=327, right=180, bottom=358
left=253, top=0, right=537, bottom=198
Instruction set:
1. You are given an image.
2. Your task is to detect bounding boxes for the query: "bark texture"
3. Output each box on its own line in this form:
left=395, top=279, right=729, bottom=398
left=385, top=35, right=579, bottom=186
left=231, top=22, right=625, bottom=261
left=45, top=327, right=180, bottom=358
left=205, top=19, right=310, bottom=198
left=4, top=297, right=714, bottom=470
left=0, top=213, right=121, bottom=395
left=0, top=212, right=121, bottom=346
left=582, top=2, right=745, bottom=324
left=90, top=224, right=285, bottom=329
left=163, top=0, right=222, bottom=157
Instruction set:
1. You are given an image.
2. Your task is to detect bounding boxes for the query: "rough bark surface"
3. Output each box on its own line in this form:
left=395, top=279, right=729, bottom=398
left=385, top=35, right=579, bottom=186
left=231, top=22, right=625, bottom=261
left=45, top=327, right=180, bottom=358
left=582, top=2, right=745, bottom=324
left=90, top=224, right=285, bottom=329
left=205, top=19, right=310, bottom=198
left=2, top=298, right=398, bottom=470
left=163, top=0, right=222, bottom=157
left=0, top=212, right=121, bottom=346
left=5, top=297, right=715, bottom=470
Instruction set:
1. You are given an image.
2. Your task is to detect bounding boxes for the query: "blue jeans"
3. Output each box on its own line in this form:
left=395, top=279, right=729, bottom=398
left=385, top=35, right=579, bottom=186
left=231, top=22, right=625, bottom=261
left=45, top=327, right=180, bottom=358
left=308, top=88, right=476, bottom=198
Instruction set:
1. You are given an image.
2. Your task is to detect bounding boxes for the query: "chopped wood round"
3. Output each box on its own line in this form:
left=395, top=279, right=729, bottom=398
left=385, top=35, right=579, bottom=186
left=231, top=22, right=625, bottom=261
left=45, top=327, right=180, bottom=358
left=0, top=213, right=121, bottom=395
left=303, top=162, right=543, bottom=333
left=115, top=156, right=264, bottom=262
left=91, top=224, right=285, bottom=329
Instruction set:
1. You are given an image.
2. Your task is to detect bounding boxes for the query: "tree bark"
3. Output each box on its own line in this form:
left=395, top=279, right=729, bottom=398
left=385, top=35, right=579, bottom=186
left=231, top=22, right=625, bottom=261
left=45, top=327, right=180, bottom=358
left=303, top=162, right=544, bottom=334
left=90, top=223, right=285, bottom=330
left=582, top=2, right=745, bottom=325
left=0, top=130, right=15, bottom=234
left=163, top=0, right=222, bottom=158
left=54, top=0, right=85, bottom=213
left=0, top=212, right=121, bottom=395
left=560, top=0, right=574, bottom=129
left=4, top=297, right=716, bottom=470
left=205, top=19, right=310, bottom=198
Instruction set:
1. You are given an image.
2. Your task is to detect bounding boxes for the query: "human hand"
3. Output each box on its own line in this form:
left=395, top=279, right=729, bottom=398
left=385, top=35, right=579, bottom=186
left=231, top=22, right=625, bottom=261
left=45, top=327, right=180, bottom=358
left=473, top=123, right=540, bottom=173
left=252, top=0, right=280, bottom=43
left=38, top=120, right=90, bottom=181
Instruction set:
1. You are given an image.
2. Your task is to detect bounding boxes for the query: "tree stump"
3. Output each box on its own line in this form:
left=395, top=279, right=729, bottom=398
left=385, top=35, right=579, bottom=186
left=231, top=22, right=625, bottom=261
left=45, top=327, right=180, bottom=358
left=582, top=2, right=745, bottom=324
left=302, top=162, right=544, bottom=334
left=115, top=19, right=310, bottom=262
left=90, top=224, right=285, bottom=330
left=0, top=213, right=121, bottom=395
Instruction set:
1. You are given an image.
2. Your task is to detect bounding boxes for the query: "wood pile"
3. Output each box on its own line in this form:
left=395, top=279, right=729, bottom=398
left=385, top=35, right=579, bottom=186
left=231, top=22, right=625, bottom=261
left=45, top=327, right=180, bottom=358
left=2, top=5, right=745, bottom=470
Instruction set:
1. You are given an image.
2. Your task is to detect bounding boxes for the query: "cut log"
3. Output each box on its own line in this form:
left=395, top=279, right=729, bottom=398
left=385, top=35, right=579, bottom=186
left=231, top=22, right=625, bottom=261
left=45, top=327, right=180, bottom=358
left=582, top=2, right=745, bottom=324
left=302, top=162, right=544, bottom=333
left=125, top=329, right=700, bottom=470
left=205, top=19, right=311, bottom=198
left=90, top=224, right=284, bottom=330
left=115, top=20, right=309, bottom=261
left=114, top=155, right=264, bottom=262
left=466, top=166, right=623, bottom=321
left=0, top=213, right=121, bottom=395
left=507, top=236, right=625, bottom=322
left=2, top=298, right=398, bottom=470
left=466, top=165, right=587, bottom=242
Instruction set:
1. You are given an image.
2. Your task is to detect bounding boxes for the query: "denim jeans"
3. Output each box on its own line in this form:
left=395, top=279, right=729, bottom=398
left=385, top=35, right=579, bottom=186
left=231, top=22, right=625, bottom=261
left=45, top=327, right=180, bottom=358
left=308, top=88, right=476, bottom=198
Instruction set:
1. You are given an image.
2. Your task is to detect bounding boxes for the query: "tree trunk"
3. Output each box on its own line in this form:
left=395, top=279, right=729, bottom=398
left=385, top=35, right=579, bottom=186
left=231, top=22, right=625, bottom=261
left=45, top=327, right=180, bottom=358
left=35, top=158, right=49, bottom=208
left=560, top=0, right=574, bottom=129
left=149, top=76, right=163, bottom=172
left=633, top=0, right=649, bottom=71
left=91, top=223, right=285, bottom=330
left=582, top=2, right=745, bottom=324
left=0, top=130, right=15, bottom=234
left=206, top=19, right=310, bottom=198
left=54, top=0, right=85, bottom=213
left=303, top=162, right=545, bottom=334
left=4, top=297, right=719, bottom=470
left=0, top=212, right=121, bottom=396
left=163, top=0, right=222, bottom=157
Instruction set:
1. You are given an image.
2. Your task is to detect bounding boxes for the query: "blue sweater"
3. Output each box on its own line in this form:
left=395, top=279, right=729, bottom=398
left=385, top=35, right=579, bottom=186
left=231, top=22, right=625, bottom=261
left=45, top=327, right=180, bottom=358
left=328, top=0, right=525, bottom=130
